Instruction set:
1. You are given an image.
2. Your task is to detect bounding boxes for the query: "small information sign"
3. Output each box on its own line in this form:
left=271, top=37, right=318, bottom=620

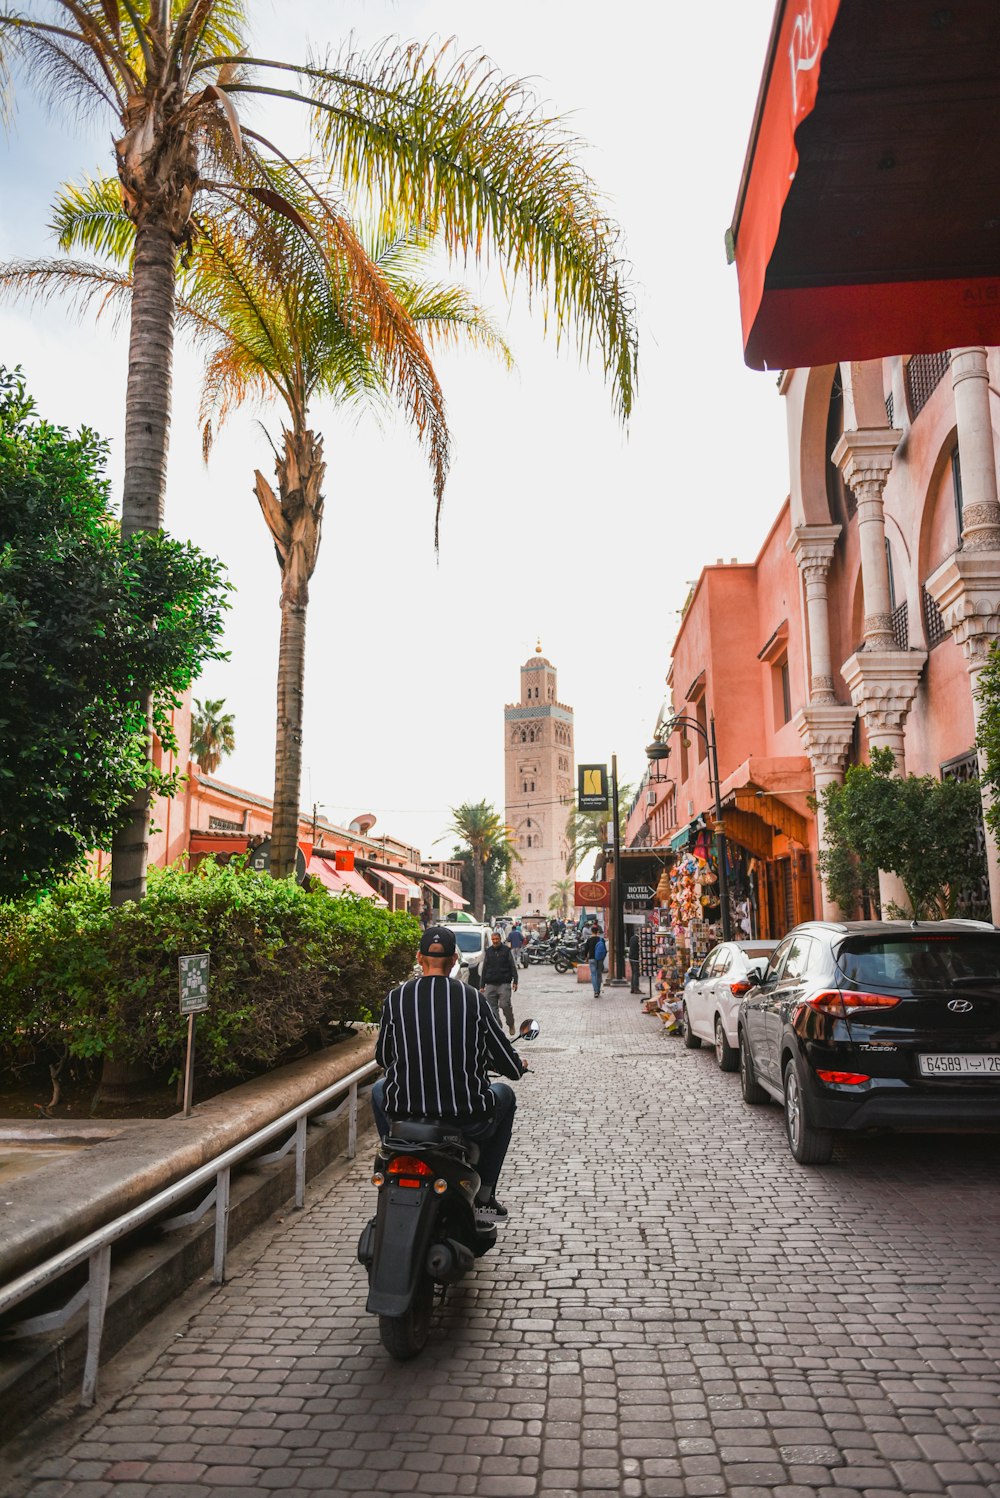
left=179, top=953, right=210, bottom=1014
left=625, top=883, right=655, bottom=903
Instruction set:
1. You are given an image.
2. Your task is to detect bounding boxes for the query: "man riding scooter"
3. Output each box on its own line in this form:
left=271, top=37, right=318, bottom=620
left=370, top=925, right=527, bottom=1221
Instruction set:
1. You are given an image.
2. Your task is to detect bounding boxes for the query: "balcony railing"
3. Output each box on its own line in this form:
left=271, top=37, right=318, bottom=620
left=923, top=587, right=948, bottom=648
left=890, top=600, right=909, bottom=651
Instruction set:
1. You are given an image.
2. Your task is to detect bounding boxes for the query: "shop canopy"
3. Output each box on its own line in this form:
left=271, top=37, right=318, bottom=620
left=422, top=879, right=469, bottom=907
left=307, top=856, right=388, bottom=906
left=373, top=867, right=421, bottom=899
left=730, top=0, right=1000, bottom=370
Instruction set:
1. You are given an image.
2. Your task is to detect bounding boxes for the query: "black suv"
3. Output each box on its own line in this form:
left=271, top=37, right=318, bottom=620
left=737, top=920, right=1000, bottom=1164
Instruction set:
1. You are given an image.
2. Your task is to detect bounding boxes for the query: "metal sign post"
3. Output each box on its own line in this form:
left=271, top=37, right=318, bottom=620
left=178, top=954, right=210, bottom=1118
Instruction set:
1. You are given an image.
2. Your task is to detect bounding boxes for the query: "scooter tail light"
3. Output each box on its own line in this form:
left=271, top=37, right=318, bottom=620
left=387, top=1155, right=434, bottom=1177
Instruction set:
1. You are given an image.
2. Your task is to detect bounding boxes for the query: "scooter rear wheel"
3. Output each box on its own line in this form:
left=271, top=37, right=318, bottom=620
left=378, top=1275, right=434, bottom=1360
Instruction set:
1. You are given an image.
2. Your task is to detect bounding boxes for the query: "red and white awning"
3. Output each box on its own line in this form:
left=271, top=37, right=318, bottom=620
left=422, top=878, right=468, bottom=907
left=307, top=857, right=388, bottom=906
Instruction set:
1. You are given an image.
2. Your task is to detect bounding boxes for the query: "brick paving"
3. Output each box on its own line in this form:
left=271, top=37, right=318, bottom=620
left=9, top=966, right=1000, bottom=1497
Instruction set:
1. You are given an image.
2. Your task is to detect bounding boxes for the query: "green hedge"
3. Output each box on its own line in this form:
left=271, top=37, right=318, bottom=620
left=0, top=861, right=419, bottom=1078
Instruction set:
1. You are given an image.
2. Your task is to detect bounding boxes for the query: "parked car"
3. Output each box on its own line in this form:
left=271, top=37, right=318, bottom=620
left=737, top=919, right=1000, bottom=1165
left=681, top=939, right=778, bottom=1069
left=447, top=923, right=491, bottom=988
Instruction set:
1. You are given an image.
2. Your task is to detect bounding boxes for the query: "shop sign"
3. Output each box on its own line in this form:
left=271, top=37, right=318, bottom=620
left=577, top=763, right=609, bottom=812
left=575, top=880, right=610, bottom=908
left=625, top=883, right=655, bottom=903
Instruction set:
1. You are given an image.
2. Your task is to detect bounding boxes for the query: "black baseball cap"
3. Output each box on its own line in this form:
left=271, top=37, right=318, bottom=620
left=419, top=925, right=457, bottom=956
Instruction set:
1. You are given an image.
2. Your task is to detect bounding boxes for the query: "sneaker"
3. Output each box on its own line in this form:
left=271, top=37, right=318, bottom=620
left=475, top=1196, right=509, bottom=1221
left=508, top=1026, right=517, bottom=1038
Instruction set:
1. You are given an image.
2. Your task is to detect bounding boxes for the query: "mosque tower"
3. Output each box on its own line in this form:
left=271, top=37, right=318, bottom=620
left=504, top=643, right=575, bottom=917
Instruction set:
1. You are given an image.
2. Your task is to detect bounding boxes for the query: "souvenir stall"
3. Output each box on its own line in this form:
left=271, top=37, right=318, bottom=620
left=666, top=828, right=722, bottom=978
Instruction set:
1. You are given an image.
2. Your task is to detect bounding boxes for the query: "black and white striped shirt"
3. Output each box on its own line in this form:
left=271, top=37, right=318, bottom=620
left=375, top=975, right=524, bottom=1119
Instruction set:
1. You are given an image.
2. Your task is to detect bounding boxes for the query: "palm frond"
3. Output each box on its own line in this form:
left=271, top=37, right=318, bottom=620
left=300, top=38, right=637, bottom=420
left=51, top=173, right=135, bottom=260
left=394, top=280, right=514, bottom=370
left=0, top=255, right=131, bottom=328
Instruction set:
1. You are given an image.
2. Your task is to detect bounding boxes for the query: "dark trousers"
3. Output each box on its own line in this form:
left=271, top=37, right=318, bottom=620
left=370, top=1078, right=517, bottom=1199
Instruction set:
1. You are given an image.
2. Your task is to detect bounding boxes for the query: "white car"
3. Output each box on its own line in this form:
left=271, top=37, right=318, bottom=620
left=446, top=923, right=491, bottom=987
left=681, top=939, right=777, bottom=1070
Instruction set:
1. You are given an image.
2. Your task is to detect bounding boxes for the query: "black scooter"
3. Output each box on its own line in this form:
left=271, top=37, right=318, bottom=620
left=357, top=1019, right=539, bottom=1359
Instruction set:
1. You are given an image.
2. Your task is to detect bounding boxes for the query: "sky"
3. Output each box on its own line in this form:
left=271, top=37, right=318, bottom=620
left=0, top=0, right=790, bottom=861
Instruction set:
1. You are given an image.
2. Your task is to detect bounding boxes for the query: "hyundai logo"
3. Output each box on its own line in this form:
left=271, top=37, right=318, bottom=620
left=948, top=999, right=974, bottom=1013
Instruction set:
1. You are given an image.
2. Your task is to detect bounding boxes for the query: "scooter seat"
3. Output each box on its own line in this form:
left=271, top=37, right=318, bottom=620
left=388, top=1118, right=480, bottom=1165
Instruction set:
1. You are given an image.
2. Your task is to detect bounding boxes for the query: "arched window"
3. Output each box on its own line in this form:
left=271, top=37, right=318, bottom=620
left=520, top=729, right=527, bottom=743
left=526, top=835, right=532, bottom=848
left=527, top=891, right=533, bottom=904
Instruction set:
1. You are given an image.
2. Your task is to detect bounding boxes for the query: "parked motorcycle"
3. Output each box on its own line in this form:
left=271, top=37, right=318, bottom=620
left=358, top=1019, right=540, bottom=1359
left=553, top=938, right=586, bottom=974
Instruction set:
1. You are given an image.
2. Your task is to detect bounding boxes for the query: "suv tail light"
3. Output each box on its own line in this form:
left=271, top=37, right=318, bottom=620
left=806, top=990, right=901, bottom=1017
left=815, top=1070, right=871, bottom=1085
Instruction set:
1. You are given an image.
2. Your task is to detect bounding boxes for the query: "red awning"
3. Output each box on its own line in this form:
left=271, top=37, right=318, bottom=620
left=731, top=0, right=1000, bottom=369
left=371, top=867, right=420, bottom=898
left=308, top=857, right=388, bottom=906
left=422, top=879, right=468, bottom=907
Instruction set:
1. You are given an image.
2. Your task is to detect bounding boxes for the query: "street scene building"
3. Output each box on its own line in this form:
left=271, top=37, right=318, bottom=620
left=627, top=350, right=1000, bottom=951
left=504, top=646, right=575, bottom=917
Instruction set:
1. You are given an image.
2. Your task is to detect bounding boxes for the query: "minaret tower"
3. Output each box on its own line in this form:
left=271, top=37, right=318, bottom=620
left=504, top=642, right=575, bottom=917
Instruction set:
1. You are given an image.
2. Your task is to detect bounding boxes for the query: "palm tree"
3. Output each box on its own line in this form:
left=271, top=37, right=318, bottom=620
left=0, top=10, right=637, bottom=902
left=21, top=169, right=511, bottom=877
left=548, top=878, right=574, bottom=920
left=565, top=785, right=634, bottom=879
left=190, top=696, right=235, bottom=774
left=446, top=801, right=512, bottom=921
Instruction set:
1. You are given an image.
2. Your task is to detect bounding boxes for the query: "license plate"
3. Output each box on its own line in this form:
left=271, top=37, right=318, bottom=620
left=918, top=1053, right=1000, bottom=1077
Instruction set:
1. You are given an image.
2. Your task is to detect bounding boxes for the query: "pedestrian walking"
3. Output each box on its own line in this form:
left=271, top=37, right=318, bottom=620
left=584, top=921, right=606, bottom=998
left=509, top=921, right=527, bottom=968
left=420, top=905, right=431, bottom=929
left=628, top=928, right=641, bottom=993
left=480, top=930, right=519, bottom=1036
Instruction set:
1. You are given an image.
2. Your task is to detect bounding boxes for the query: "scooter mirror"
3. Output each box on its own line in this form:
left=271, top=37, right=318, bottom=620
left=518, top=1018, right=540, bottom=1040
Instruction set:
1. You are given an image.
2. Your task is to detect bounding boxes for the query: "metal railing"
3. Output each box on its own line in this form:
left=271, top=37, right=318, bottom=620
left=906, top=351, right=951, bottom=419
left=0, top=1057, right=379, bottom=1408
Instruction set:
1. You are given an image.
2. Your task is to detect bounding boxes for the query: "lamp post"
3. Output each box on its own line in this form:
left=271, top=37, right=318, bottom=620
left=647, top=713, right=732, bottom=942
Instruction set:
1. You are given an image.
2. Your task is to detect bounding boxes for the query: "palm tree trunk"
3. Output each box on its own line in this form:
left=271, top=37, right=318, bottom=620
left=474, top=853, right=485, bottom=922
left=110, top=220, right=177, bottom=907
left=262, top=427, right=326, bottom=879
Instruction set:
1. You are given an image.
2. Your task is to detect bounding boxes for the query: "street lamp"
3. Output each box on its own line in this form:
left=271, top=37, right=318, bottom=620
left=647, top=713, right=732, bottom=942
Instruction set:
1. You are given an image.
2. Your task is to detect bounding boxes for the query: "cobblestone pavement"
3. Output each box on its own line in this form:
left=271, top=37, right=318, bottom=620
left=10, top=966, right=1000, bottom=1498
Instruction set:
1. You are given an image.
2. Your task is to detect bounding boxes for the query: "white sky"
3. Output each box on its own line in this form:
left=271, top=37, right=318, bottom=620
left=0, top=0, right=789, bottom=860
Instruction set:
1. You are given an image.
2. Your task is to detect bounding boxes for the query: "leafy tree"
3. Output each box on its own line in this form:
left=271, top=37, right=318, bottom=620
left=0, top=368, right=228, bottom=901
left=0, top=7, right=638, bottom=900
left=446, top=801, right=514, bottom=920
left=565, top=784, right=633, bottom=878
left=454, top=840, right=519, bottom=921
left=191, top=697, right=235, bottom=774
left=548, top=878, right=574, bottom=919
left=975, top=643, right=1000, bottom=847
left=817, top=748, right=982, bottom=918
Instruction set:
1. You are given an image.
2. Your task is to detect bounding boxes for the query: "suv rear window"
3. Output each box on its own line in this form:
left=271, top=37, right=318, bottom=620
left=835, top=933, right=1000, bottom=992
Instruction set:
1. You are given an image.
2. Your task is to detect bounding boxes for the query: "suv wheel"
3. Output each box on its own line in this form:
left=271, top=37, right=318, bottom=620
left=681, top=1004, right=701, bottom=1049
left=714, top=1016, right=739, bottom=1072
left=783, top=1057, right=834, bottom=1165
left=739, top=1030, right=768, bottom=1103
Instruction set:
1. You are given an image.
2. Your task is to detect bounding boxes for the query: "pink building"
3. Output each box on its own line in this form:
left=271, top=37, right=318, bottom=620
left=628, top=348, right=1000, bottom=940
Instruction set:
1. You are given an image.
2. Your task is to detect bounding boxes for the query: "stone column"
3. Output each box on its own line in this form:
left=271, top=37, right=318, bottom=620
left=788, top=524, right=841, bottom=703
left=832, top=427, right=902, bottom=649
left=951, top=347, right=1000, bottom=550
left=833, top=423, right=926, bottom=913
left=795, top=705, right=857, bottom=919
left=925, top=351, right=1000, bottom=921
left=840, top=653, right=927, bottom=914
